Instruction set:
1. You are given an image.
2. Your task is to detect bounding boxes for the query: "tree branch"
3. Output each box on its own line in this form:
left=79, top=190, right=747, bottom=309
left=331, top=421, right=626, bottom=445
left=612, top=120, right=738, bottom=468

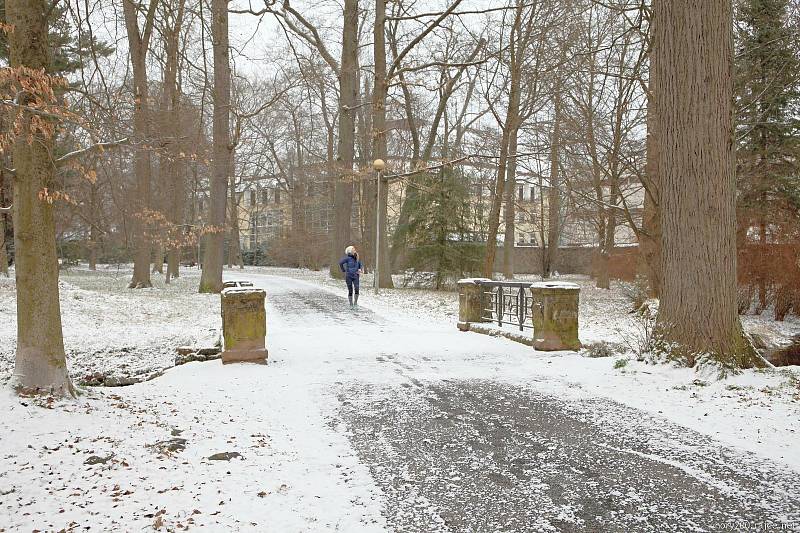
left=55, top=138, right=131, bottom=166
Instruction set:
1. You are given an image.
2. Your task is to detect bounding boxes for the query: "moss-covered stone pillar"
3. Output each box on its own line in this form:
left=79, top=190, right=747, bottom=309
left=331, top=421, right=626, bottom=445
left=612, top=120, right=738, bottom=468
left=457, top=278, right=490, bottom=331
left=221, top=288, right=268, bottom=364
left=530, top=281, right=581, bottom=351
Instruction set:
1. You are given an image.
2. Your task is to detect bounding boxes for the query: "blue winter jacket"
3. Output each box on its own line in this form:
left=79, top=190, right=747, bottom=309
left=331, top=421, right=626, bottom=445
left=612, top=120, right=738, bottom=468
left=339, top=254, right=363, bottom=277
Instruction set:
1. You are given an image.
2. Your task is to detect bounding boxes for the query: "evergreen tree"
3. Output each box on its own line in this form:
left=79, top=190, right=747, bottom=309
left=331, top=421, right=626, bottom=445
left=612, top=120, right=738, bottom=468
left=0, top=0, right=114, bottom=74
left=735, top=0, right=800, bottom=240
left=406, top=168, right=484, bottom=289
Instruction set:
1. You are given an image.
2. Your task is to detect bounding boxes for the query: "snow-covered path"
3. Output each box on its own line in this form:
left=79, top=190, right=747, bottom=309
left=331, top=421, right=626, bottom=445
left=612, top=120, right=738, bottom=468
left=1, top=273, right=799, bottom=532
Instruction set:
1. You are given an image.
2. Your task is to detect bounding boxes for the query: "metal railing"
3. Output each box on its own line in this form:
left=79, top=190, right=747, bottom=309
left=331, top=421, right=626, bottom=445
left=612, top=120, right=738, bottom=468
left=479, top=280, right=534, bottom=331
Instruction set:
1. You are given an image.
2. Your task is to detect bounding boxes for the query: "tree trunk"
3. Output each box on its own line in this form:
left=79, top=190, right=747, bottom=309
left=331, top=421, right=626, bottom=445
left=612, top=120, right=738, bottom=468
left=483, top=8, right=523, bottom=279
left=597, top=191, right=617, bottom=290
left=87, top=182, right=99, bottom=271
left=199, top=0, right=231, bottom=293
left=373, top=0, right=394, bottom=288
left=163, top=0, right=186, bottom=284
left=639, top=104, right=661, bottom=297
left=358, top=78, right=375, bottom=270
left=227, top=156, right=242, bottom=269
left=0, top=166, right=9, bottom=277
left=7, top=0, right=75, bottom=396
left=329, top=0, right=358, bottom=279
left=123, top=0, right=156, bottom=289
left=289, top=144, right=306, bottom=264
left=502, top=125, right=519, bottom=279
left=544, top=95, right=561, bottom=277
left=152, top=243, right=164, bottom=273
left=0, top=214, right=8, bottom=277
left=652, top=0, right=758, bottom=368
left=88, top=222, right=98, bottom=271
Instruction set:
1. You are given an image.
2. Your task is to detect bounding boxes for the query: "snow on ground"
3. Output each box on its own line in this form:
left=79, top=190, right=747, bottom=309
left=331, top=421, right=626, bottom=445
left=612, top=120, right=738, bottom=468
left=0, top=362, right=385, bottom=532
left=0, top=265, right=220, bottom=385
left=0, top=266, right=799, bottom=531
left=238, top=267, right=800, bottom=472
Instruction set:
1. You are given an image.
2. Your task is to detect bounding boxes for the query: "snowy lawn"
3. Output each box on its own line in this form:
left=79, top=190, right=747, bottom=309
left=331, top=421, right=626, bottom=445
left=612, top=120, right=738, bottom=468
left=0, top=265, right=221, bottom=386
left=0, top=266, right=798, bottom=530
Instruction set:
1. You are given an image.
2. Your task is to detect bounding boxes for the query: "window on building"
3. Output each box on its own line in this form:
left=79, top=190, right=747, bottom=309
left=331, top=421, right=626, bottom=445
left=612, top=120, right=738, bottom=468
left=530, top=187, right=535, bottom=202
left=262, top=190, right=269, bottom=204
left=518, top=186, right=524, bottom=201
left=274, top=189, right=281, bottom=204
left=249, top=190, right=256, bottom=206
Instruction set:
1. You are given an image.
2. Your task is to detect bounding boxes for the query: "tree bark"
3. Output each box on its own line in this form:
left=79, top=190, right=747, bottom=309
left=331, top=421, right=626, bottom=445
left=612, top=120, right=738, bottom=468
left=199, top=0, right=231, bottom=293
left=163, top=0, right=186, bottom=284
left=329, top=0, right=358, bottom=279
left=123, top=0, right=158, bottom=289
left=639, top=103, right=661, bottom=297
left=502, top=125, right=519, bottom=279
left=227, top=155, right=243, bottom=270
left=652, top=0, right=758, bottom=368
left=544, top=94, right=561, bottom=277
left=483, top=7, right=523, bottom=279
left=0, top=166, right=9, bottom=277
left=373, top=0, right=394, bottom=288
left=7, top=0, right=75, bottom=396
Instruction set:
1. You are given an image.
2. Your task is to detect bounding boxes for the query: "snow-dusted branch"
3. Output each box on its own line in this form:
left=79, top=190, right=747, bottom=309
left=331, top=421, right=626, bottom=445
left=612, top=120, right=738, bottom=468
left=55, top=138, right=131, bottom=166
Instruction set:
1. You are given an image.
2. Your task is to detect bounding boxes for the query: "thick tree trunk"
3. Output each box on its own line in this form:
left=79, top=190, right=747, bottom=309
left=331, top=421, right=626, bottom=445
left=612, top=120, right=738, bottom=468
left=329, top=0, right=358, bottom=279
left=7, top=0, right=75, bottom=396
left=199, top=0, right=231, bottom=293
left=652, top=0, right=758, bottom=368
left=373, top=0, right=393, bottom=288
left=123, top=0, right=156, bottom=289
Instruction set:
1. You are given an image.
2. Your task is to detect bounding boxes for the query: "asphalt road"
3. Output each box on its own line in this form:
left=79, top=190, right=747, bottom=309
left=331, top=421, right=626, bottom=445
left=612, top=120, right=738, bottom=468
left=256, top=274, right=800, bottom=533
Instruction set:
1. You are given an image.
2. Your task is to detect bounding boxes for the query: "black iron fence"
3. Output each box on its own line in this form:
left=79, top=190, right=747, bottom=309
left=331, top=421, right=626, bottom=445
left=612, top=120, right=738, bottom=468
left=479, top=280, right=534, bottom=331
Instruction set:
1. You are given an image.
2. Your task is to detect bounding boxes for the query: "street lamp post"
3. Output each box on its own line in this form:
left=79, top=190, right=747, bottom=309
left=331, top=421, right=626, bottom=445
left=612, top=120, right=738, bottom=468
left=373, top=158, right=385, bottom=294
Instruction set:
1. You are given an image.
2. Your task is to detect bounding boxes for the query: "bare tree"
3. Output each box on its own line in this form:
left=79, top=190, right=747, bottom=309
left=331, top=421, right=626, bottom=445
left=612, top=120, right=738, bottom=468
left=199, top=0, right=232, bottom=293
left=160, top=0, right=187, bottom=283
left=122, top=0, right=159, bottom=288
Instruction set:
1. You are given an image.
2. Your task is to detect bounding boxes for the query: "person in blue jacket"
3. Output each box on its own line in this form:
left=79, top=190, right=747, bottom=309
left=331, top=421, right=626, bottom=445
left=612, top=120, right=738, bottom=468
left=339, top=245, right=363, bottom=308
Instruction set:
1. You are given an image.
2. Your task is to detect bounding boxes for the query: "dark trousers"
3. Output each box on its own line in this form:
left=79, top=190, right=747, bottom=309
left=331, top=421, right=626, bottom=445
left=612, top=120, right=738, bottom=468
left=345, top=274, right=360, bottom=296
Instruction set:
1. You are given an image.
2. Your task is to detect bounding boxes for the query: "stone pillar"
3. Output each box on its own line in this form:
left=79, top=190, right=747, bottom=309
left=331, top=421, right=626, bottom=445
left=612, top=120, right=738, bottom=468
left=457, top=278, right=491, bottom=331
left=530, top=281, right=581, bottom=351
left=221, top=288, right=268, bottom=364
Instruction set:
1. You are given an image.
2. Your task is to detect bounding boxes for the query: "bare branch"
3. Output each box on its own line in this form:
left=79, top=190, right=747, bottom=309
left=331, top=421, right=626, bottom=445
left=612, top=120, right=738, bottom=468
left=55, top=138, right=131, bottom=166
